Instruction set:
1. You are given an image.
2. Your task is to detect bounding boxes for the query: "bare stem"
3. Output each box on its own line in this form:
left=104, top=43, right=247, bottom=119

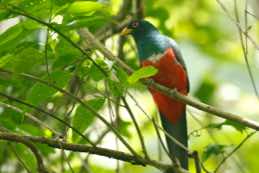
left=121, top=97, right=149, bottom=158
left=214, top=131, right=256, bottom=173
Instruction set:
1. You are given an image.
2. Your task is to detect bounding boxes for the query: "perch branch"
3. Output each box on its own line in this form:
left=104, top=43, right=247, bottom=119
left=0, top=133, right=49, bottom=173
left=0, top=132, right=189, bottom=173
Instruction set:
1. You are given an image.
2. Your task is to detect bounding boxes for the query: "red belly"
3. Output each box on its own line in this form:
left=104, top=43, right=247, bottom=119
left=141, top=48, right=188, bottom=124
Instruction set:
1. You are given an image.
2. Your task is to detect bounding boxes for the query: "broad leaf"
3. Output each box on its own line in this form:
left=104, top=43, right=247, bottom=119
left=202, top=144, right=227, bottom=162
left=72, top=98, right=105, bottom=142
left=127, top=66, right=158, bottom=84
left=27, top=71, right=71, bottom=106
left=68, top=1, right=105, bottom=15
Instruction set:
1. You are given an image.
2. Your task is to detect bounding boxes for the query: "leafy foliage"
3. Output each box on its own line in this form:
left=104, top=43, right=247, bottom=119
left=202, top=144, right=227, bottom=162
left=0, top=0, right=258, bottom=173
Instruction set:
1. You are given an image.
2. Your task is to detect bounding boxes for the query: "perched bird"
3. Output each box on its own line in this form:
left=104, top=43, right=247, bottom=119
left=121, top=20, right=189, bottom=169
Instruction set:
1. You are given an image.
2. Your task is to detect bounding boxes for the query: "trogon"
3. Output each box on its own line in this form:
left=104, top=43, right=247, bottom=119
left=121, top=20, right=189, bottom=169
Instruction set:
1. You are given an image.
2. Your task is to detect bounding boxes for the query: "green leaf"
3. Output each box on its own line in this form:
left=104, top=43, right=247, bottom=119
left=194, top=77, right=217, bottom=103
left=116, top=67, right=129, bottom=87
left=202, top=144, right=227, bottom=162
left=127, top=66, right=158, bottom=84
left=72, top=98, right=105, bottom=142
left=108, top=79, right=125, bottom=97
left=68, top=1, right=105, bottom=15
left=208, top=120, right=247, bottom=133
left=207, top=123, right=223, bottom=129
left=117, top=119, right=131, bottom=137
left=15, top=144, right=37, bottom=172
left=18, top=124, right=44, bottom=136
left=222, top=120, right=247, bottom=133
left=0, top=114, right=17, bottom=130
left=0, top=9, right=10, bottom=21
left=0, top=22, right=23, bottom=47
left=66, top=15, right=109, bottom=29
left=27, top=71, right=71, bottom=106
left=11, top=47, right=43, bottom=73
left=0, top=107, right=24, bottom=130
left=88, top=64, right=106, bottom=81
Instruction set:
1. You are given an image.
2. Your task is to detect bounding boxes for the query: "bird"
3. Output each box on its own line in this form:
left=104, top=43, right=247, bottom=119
left=121, top=20, right=189, bottom=170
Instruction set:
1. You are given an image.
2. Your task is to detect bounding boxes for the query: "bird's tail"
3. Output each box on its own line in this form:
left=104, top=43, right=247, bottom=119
left=160, top=109, right=188, bottom=169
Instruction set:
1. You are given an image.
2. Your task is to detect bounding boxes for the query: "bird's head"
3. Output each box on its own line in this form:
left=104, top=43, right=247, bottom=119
left=120, top=20, right=158, bottom=38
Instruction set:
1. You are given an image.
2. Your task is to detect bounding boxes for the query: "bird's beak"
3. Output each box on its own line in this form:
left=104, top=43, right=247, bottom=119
left=120, top=27, right=133, bottom=36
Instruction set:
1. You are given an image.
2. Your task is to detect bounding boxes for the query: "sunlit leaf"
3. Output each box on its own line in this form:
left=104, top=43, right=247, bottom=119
left=117, top=119, right=131, bottom=137
left=202, top=144, right=227, bottom=162
left=68, top=1, right=105, bottom=15
left=128, top=66, right=158, bottom=84
left=208, top=120, right=247, bottom=133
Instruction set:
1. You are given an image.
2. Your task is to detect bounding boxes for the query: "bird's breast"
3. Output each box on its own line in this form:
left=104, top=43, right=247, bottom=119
left=141, top=48, right=188, bottom=92
left=141, top=48, right=188, bottom=123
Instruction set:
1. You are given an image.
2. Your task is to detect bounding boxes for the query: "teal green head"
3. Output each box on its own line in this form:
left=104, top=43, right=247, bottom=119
left=121, top=20, right=158, bottom=38
left=121, top=20, right=169, bottom=60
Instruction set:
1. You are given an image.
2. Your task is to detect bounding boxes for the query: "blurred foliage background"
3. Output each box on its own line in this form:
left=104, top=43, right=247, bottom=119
left=0, top=0, right=259, bottom=173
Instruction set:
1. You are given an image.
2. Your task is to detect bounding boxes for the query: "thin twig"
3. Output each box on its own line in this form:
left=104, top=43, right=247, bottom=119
left=216, top=0, right=259, bottom=50
left=152, top=117, right=179, bottom=165
left=234, top=0, right=259, bottom=100
left=246, top=10, right=259, bottom=20
left=43, top=0, right=53, bottom=81
left=0, top=102, right=61, bottom=136
left=121, top=97, right=149, bottom=159
left=190, top=151, right=202, bottom=173
left=189, top=111, right=247, bottom=173
left=0, top=92, right=94, bottom=145
left=214, top=131, right=256, bottom=173
left=127, top=92, right=190, bottom=152
left=9, top=144, right=33, bottom=173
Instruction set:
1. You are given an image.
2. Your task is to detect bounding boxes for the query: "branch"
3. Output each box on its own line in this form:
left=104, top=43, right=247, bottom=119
left=79, top=28, right=259, bottom=131
left=0, top=133, right=49, bottom=173
left=0, top=132, right=189, bottom=173
left=135, top=0, right=144, bottom=20
left=94, top=0, right=132, bottom=41
left=233, top=0, right=259, bottom=100
left=0, top=69, right=138, bottom=157
left=0, top=91, right=93, bottom=145
left=121, top=97, right=149, bottom=158
left=146, top=81, right=259, bottom=131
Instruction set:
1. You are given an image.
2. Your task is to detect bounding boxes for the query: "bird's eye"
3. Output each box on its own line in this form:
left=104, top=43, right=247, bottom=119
left=131, top=21, right=139, bottom=28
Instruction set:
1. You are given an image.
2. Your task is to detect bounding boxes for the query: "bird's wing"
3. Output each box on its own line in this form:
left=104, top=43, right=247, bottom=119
left=166, top=37, right=190, bottom=92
